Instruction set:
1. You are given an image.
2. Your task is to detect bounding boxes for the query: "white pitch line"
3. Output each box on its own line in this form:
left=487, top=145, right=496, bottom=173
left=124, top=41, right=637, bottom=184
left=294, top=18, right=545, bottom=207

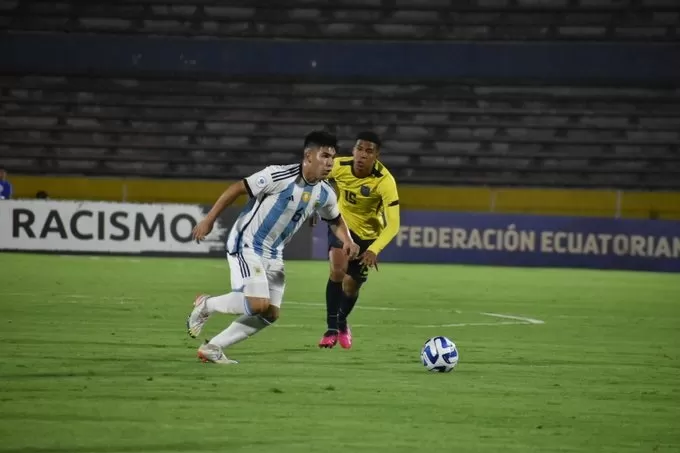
left=274, top=321, right=529, bottom=329
left=414, top=321, right=531, bottom=328
left=3, top=293, right=140, bottom=301
left=3, top=292, right=78, bottom=297
left=64, top=294, right=140, bottom=301
left=286, top=301, right=400, bottom=311
left=274, top=308, right=545, bottom=328
left=2, top=291, right=544, bottom=327
left=274, top=323, right=372, bottom=328
left=480, top=312, right=545, bottom=325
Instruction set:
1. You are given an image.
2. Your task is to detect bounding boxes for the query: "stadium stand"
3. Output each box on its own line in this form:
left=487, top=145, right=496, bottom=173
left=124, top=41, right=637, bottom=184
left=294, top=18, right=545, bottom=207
left=1, top=0, right=678, bottom=189
left=1, top=0, right=678, bottom=41
left=1, top=75, right=679, bottom=188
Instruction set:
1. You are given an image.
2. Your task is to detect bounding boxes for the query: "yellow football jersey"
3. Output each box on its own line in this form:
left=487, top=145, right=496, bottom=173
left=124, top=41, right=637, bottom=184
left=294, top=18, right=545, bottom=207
left=329, top=157, right=400, bottom=255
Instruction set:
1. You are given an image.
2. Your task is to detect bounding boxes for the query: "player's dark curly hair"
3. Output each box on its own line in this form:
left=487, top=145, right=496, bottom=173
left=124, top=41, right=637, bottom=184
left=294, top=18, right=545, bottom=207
left=356, top=131, right=382, bottom=149
left=304, top=130, right=338, bottom=151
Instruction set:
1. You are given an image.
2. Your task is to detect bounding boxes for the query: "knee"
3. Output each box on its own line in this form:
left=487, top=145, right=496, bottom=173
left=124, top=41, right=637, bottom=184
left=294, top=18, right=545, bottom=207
left=263, top=305, right=280, bottom=323
left=328, top=249, right=348, bottom=283
left=329, top=269, right=345, bottom=282
left=342, top=276, right=360, bottom=297
left=246, top=297, right=271, bottom=314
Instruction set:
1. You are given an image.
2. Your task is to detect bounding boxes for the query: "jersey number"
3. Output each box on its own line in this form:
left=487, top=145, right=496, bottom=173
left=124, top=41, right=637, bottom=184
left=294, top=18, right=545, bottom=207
left=344, top=190, right=357, bottom=205
left=291, top=208, right=304, bottom=223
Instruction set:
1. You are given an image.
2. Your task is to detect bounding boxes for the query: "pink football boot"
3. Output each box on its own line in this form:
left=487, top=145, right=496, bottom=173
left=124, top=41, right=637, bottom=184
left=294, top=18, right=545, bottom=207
left=318, top=330, right=338, bottom=348
left=338, top=326, right=352, bottom=349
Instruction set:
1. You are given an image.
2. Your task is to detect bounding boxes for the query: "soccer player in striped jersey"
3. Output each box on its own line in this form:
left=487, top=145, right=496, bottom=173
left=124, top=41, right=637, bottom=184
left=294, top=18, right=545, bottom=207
left=187, top=131, right=360, bottom=364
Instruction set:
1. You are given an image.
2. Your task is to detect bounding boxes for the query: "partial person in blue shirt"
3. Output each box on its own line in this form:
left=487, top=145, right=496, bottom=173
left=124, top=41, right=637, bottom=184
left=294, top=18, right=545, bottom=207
left=0, top=167, right=12, bottom=200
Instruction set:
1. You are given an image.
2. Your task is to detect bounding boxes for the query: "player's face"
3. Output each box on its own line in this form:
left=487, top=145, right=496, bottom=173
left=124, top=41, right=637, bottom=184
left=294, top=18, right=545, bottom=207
left=352, top=140, right=379, bottom=175
left=307, top=146, right=336, bottom=181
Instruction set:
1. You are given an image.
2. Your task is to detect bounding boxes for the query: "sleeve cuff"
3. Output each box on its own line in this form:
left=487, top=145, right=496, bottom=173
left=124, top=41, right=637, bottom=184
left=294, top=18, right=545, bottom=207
left=322, top=214, right=341, bottom=223
left=243, top=178, right=254, bottom=198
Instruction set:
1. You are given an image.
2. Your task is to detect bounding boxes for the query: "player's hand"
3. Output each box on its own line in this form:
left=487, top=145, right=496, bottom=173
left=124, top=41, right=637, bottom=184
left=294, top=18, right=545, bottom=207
left=308, top=212, right=320, bottom=227
left=359, top=250, right=379, bottom=270
left=192, top=218, right=214, bottom=242
left=343, top=241, right=360, bottom=260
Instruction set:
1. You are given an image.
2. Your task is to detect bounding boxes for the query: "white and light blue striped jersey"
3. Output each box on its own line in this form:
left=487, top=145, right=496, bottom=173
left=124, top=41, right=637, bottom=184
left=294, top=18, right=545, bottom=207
left=226, top=164, right=340, bottom=260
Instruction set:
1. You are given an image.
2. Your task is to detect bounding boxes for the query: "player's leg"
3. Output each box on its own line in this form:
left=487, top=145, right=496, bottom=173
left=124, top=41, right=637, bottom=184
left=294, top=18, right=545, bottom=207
left=187, top=253, right=252, bottom=338
left=320, top=226, right=349, bottom=348
left=235, top=266, right=285, bottom=334
left=209, top=265, right=284, bottom=349
left=187, top=293, right=251, bottom=338
left=326, top=224, right=349, bottom=332
left=336, top=260, right=368, bottom=349
left=210, top=272, right=283, bottom=348
left=339, top=273, right=362, bottom=324
left=324, top=248, right=349, bottom=331
left=200, top=252, right=276, bottom=363
left=338, top=235, right=373, bottom=331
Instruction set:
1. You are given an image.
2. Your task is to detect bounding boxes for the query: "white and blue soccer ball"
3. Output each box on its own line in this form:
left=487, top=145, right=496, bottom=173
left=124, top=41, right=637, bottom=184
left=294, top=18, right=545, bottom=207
left=421, top=336, right=459, bottom=372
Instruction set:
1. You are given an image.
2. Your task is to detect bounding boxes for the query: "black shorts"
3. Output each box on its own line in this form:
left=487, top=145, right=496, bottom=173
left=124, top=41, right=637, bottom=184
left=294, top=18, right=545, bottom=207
left=327, top=225, right=375, bottom=284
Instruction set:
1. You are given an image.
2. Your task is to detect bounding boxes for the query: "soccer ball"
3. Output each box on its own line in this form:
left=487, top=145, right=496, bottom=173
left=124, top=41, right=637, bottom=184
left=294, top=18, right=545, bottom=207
left=421, top=336, right=459, bottom=372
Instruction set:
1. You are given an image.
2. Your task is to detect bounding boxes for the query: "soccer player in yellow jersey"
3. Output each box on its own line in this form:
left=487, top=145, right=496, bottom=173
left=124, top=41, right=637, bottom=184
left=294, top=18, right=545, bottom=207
left=318, top=131, right=400, bottom=349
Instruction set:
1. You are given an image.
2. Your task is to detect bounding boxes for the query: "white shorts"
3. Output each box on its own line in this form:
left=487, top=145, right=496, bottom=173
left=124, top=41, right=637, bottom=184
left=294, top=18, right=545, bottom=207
left=227, top=248, right=286, bottom=308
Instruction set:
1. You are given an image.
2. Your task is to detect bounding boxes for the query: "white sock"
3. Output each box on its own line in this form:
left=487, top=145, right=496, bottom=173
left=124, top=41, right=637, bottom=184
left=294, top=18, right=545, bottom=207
left=206, top=292, right=247, bottom=315
left=209, top=315, right=271, bottom=349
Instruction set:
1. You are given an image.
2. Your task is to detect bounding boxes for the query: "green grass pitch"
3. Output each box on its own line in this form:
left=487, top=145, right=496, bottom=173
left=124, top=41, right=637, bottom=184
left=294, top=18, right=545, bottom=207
left=1, top=253, right=679, bottom=453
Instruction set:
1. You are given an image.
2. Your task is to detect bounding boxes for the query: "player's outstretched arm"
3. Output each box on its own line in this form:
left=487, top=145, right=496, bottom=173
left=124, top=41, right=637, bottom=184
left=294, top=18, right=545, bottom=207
left=361, top=177, right=401, bottom=268
left=366, top=201, right=400, bottom=256
left=192, top=180, right=248, bottom=241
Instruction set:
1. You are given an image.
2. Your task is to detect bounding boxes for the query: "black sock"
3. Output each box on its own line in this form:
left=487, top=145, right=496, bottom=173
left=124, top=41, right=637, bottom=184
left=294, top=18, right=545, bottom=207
left=338, top=293, right=359, bottom=331
left=326, top=279, right=344, bottom=331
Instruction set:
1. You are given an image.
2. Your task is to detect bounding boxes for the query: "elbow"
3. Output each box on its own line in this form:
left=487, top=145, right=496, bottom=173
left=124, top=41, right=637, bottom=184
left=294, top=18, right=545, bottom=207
left=388, top=213, right=401, bottom=236
left=388, top=224, right=400, bottom=241
left=235, top=180, right=250, bottom=197
left=325, top=213, right=342, bottom=225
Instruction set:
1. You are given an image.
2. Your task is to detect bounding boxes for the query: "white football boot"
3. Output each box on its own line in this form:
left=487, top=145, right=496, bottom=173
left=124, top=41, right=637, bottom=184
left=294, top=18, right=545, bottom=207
left=197, top=342, right=238, bottom=365
left=187, top=294, right=211, bottom=339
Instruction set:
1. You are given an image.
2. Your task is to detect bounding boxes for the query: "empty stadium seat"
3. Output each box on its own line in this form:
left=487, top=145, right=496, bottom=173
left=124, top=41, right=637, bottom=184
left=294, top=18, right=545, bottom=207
left=1, top=75, right=679, bottom=188
left=1, top=0, right=677, bottom=41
